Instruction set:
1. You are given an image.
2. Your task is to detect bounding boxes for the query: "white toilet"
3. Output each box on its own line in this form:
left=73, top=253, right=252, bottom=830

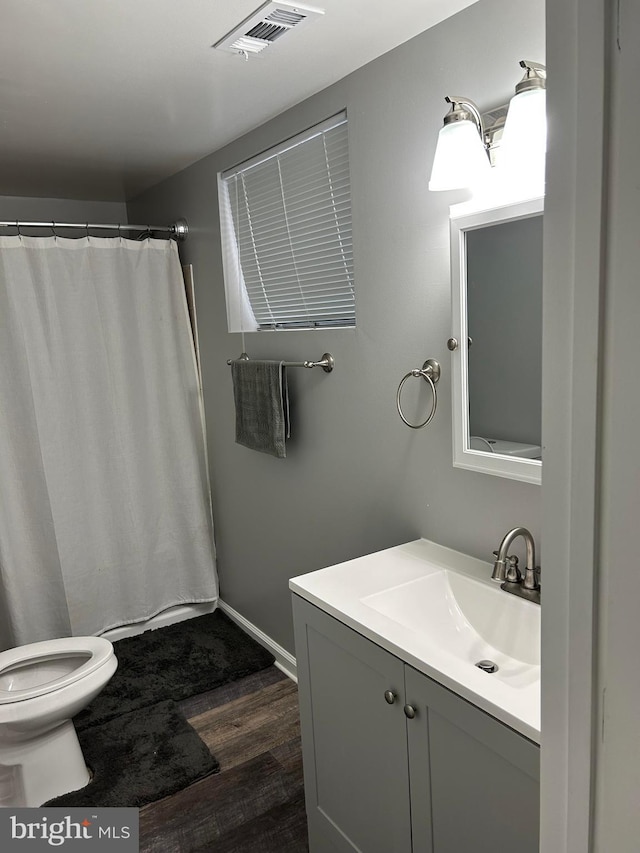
left=0, top=636, right=117, bottom=807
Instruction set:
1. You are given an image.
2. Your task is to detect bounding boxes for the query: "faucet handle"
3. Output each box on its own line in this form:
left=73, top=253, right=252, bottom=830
left=505, top=554, right=521, bottom=583
left=491, top=551, right=520, bottom=582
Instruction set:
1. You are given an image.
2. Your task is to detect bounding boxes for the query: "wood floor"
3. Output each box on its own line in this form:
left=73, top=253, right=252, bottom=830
left=138, top=666, right=309, bottom=852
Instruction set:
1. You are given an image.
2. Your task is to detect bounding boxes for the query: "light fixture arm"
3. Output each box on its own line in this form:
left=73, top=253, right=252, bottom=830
left=443, top=96, right=486, bottom=142
left=515, top=60, right=547, bottom=94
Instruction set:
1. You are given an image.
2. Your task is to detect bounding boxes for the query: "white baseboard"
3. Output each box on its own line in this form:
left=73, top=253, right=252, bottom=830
left=218, top=599, right=297, bottom=683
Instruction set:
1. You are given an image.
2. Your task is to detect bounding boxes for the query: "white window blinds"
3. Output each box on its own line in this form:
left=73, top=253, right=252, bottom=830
left=218, top=113, right=354, bottom=331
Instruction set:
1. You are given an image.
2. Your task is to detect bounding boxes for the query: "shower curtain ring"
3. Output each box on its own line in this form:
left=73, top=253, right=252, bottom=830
left=51, top=221, right=58, bottom=242
left=86, top=222, right=90, bottom=239
left=16, top=220, right=21, bottom=239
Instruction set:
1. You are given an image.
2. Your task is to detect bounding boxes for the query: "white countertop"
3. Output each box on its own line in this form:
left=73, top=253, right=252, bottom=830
left=290, top=538, right=541, bottom=744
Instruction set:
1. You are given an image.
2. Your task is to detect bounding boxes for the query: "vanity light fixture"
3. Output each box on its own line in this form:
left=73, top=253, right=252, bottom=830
left=428, top=97, right=491, bottom=191
left=498, top=60, right=547, bottom=183
left=429, top=61, right=546, bottom=194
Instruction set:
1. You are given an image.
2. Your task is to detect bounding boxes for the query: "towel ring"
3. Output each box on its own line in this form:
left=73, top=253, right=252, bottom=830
left=396, top=359, right=441, bottom=429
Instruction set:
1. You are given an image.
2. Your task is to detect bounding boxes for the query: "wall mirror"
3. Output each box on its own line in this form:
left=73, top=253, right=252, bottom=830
left=449, top=196, right=543, bottom=485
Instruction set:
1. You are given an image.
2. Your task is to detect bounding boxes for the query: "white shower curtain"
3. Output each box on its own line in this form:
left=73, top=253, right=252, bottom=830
left=0, top=235, right=218, bottom=651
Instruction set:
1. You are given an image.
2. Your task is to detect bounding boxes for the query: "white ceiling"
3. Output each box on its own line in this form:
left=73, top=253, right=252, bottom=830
left=0, top=0, right=478, bottom=202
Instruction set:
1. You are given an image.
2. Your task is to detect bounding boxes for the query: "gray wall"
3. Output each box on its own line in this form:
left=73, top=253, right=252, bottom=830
left=540, top=0, right=607, bottom=847
left=0, top=196, right=128, bottom=232
left=594, top=0, right=640, bottom=846
left=129, top=0, right=544, bottom=654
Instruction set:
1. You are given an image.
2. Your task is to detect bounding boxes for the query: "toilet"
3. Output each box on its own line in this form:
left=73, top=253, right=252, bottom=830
left=0, top=636, right=117, bottom=807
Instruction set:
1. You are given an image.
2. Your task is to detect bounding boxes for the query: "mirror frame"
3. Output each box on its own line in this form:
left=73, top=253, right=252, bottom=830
left=449, top=195, right=544, bottom=486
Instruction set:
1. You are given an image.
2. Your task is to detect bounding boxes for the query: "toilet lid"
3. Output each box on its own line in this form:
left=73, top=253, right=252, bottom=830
left=0, top=636, right=115, bottom=704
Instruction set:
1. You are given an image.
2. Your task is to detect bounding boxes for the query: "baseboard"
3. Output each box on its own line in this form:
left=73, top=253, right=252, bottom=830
left=218, top=599, right=297, bottom=683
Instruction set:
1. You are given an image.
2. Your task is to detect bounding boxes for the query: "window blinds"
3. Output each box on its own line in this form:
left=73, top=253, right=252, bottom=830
left=219, top=113, right=354, bottom=330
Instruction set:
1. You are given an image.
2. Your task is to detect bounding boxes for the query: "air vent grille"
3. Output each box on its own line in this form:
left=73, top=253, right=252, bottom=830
left=245, top=22, right=289, bottom=43
left=214, top=2, right=324, bottom=56
left=228, top=36, right=272, bottom=55
left=266, top=9, right=307, bottom=26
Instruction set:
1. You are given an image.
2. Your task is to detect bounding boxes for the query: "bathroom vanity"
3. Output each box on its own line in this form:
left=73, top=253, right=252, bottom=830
left=290, top=539, right=540, bottom=853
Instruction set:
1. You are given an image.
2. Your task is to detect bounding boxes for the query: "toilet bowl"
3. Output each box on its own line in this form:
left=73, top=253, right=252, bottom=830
left=0, top=636, right=117, bottom=807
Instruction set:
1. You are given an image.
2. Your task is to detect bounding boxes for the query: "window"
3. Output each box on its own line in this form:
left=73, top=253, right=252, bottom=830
left=218, top=112, right=354, bottom=331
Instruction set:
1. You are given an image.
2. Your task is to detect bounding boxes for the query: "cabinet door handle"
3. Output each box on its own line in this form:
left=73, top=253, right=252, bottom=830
left=403, top=704, right=417, bottom=719
left=384, top=690, right=397, bottom=705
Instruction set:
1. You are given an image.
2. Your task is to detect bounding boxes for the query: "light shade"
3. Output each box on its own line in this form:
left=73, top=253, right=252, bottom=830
left=429, top=119, right=491, bottom=191
left=498, top=84, right=547, bottom=188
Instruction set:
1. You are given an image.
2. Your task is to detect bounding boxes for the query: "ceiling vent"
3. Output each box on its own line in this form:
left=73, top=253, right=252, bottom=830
left=214, top=2, right=325, bottom=56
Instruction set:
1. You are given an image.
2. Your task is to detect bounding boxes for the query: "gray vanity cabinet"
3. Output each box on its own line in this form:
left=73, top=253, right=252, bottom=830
left=405, top=666, right=540, bottom=853
left=293, top=595, right=540, bottom=853
left=293, top=594, right=412, bottom=852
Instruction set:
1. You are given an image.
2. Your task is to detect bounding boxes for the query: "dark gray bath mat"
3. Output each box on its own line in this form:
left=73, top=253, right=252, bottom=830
left=75, top=609, right=275, bottom=731
left=45, top=700, right=219, bottom=808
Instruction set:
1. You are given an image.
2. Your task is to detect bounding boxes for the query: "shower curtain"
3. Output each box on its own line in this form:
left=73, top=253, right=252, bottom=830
left=0, top=234, right=218, bottom=651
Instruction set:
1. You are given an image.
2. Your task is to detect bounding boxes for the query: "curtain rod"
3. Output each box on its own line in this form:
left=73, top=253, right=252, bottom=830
left=0, top=218, right=188, bottom=240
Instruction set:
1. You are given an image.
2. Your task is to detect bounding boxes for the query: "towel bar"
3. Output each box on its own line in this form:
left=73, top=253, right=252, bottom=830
left=227, top=353, right=334, bottom=373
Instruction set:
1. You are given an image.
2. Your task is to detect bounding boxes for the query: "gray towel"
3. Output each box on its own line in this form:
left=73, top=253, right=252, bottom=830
left=231, top=359, right=290, bottom=458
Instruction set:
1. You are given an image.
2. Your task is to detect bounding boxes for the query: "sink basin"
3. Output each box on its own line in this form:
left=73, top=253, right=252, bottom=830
left=290, top=538, right=541, bottom=741
left=361, top=569, right=540, bottom=687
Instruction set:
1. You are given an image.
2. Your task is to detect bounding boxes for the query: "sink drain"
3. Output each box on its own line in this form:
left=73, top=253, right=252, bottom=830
left=475, top=659, right=499, bottom=674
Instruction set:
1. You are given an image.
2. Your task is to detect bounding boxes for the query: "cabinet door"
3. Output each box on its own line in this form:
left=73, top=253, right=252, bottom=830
left=293, top=596, right=412, bottom=853
left=405, top=666, right=540, bottom=853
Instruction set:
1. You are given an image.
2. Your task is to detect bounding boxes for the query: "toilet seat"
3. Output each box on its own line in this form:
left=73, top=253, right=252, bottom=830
left=0, top=637, right=114, bottom=704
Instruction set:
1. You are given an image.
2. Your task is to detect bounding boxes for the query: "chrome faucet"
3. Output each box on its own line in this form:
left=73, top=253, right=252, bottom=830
left=491, top=526, right=540, bottom=605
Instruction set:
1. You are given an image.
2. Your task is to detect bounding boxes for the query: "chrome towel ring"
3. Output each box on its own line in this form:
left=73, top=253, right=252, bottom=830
left=396, top=359, right=441, bottom=429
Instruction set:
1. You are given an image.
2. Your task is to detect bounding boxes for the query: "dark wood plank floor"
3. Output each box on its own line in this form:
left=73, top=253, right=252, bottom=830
left=138, top=666, right=309, bottom=853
